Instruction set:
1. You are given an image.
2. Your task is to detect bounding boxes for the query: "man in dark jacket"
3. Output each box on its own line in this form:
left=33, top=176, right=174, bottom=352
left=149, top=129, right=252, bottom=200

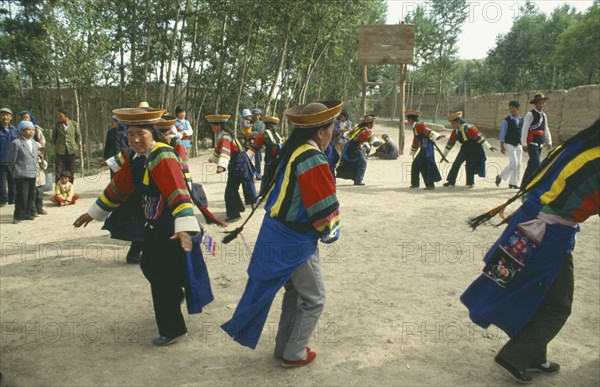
left=0, top=107, right=17, bottom=207
left=52, top=107, right=81, bottom=183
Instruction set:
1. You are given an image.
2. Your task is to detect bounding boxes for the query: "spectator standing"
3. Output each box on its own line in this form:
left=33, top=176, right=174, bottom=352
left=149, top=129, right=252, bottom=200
left=52, top=107, right=81, bottom=183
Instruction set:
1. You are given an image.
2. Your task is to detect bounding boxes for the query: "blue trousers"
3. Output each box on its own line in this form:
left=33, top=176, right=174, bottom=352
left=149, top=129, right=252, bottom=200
left=0, top=164, right=15, bottom=204
left=521, top=144, right=542, bottom=189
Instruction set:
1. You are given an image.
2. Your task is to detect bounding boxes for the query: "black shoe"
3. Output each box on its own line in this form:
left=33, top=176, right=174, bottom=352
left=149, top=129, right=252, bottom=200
left=353, top=182, right=365, bottom=186
left=409, top=185, right=419, bottom=189
left=225, top=216, right=242, bottom=222
left=443, top=182, right=454, bottom=187
left=31, top=213, right=39, bottom=218
left=12, top=219, right=21, bottom=224
left=0, top=203, right=5, bottom=208
left=38, top=209, right=48, bottom=215
left=424, top=186, right=435, bottom=190
left=466, top=184, right=474, bottom=188
left=494, top=355, right=533, bottom=384
left=509, top=184, right=519, bottom=189
left=495, top=175, right=501, bottom=187
left=152, top=333, right=187, bottom=346
left=125, top=244, right=143, bottom=264
left=527, top=362, right=560, bottom=374
left=8, top=201, right=14, bottom=205
left=23, top=216, right=34, bottom=220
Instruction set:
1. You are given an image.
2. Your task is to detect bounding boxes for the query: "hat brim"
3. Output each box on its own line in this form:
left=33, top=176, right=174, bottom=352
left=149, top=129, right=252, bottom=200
left=284, top=101, right=343, bottom=128
left=529, top=97, right=549, bottom=104
left=156, top=115, right=177, bottom=129
left=113, top=108, right=165, bottom=125
left=205, top=114, right=230, bottom=123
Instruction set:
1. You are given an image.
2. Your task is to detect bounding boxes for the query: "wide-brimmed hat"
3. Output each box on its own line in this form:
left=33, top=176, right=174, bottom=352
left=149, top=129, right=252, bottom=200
left=446, top=111, right=463, bottom=122
left=205, top=114, right=231, bottom=124
left=529, top=93, right=549, bottom=104
left=284, top=101, right=343, bottom=128
left=113, top=108, right=166, bottom=125
left=138, top=101, right=150, bottom=108
left=405, top=109, right=422, bottom=117
left=262, top=115, right=280, bottom=124
left=0, top=108, right=12, bottom=116
left=359, top=113, right=379, bottom=124
left=156, top=115, right=177, bottom=129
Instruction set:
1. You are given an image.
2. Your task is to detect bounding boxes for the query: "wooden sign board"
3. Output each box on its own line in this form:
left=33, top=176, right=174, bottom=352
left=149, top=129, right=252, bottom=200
left=358, top=25, right=415, bottom=65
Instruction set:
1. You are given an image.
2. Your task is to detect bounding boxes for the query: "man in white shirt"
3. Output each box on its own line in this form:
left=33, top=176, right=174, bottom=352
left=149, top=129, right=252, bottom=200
left=520, top=93, right=552, bottom=188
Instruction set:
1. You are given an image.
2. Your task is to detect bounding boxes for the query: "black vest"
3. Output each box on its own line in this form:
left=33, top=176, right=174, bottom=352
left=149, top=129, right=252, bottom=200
left=529, top=110, right=547, bottom=144
left=503, top=115, right=523, bottom=146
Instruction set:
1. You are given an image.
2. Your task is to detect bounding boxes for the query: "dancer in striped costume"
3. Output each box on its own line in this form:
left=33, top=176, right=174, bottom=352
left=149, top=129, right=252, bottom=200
left=462, top=119, right=600, bottom=383
left=443, top=111, right=496, bottom=188
left=221, top=101, right=342, bottom=368
left=74, top=108, right=210, bottom=347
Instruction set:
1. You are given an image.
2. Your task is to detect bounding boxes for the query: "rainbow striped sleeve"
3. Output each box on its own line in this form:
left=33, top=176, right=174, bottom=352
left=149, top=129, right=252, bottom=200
left=445, top=131, right=457, bottom=151
left=88, top=156, right=135, bottom=221
left=466, top=125, right=486, bottom=144
left=148, top=144, right=200, bottom=233
left=210, top=133, right=232, bottom=170
left=296, top=152, right=340, bottom=243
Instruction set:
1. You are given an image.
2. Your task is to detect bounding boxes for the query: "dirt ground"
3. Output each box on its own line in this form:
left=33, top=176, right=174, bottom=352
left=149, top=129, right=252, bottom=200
left=1, top=122, right=598, bottom=386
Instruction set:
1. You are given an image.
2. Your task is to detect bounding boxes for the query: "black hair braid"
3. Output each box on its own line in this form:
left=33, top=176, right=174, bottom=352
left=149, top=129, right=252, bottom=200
left=222, top=124, right=324, bottom=244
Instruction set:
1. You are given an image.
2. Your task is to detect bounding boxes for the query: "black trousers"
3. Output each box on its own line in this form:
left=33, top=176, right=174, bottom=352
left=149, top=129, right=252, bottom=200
left=140, top=227, right=187, bottom=338
left=31, top=185, right=44, bottom=215
left=13, top=178, right=36, bottom=220
left=446, top=148, right=478, bottom=186
left=521, top=144, right=542, bottom=189
left=224, top=173, right=246, bottom=218
left=55, top=153, right=76, bottom=183
left=498, top=254, right=574, bottom=371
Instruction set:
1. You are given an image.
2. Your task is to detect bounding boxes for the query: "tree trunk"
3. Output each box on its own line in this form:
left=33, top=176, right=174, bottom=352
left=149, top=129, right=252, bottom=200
left=265, top=19, right=291, bottom=115
left=173, top=0, right=190, bottom=109
left=142, top=0, right=152, bottom=101
left=214, top=13, right=229, bottom=113
left=163, top=1, right=181, bottom=108
left=233, top=13, right=255, bottom=132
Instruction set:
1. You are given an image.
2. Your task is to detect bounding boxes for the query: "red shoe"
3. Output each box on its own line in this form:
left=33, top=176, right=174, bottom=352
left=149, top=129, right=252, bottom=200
left=281, top=347, right=317, bottom=368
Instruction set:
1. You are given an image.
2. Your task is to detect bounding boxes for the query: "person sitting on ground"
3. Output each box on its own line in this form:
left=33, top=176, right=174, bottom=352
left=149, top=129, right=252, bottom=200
left=373, top=134, right=399, bottom=160
left=51, top=171, right=79, bottom=205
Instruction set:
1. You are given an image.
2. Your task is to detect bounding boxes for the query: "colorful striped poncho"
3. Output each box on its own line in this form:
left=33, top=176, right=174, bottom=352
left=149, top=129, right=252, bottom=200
left=445, top=123, right=490, bottom=151
left=221, top=140, right=340, bottom=349
left=89, top=141, right=199, bottom=234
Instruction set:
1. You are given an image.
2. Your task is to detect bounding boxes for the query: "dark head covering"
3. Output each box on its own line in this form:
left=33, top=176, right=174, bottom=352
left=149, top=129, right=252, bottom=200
left=57, top=107, right=71, bottom=117
left=19, top=110, right=37, bottom=126
left=175, top=106, right=185, bottom=116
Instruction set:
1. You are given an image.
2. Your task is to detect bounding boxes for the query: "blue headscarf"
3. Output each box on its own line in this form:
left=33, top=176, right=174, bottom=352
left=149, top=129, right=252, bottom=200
left=19, top=110, right=37, bottom=126
left=17, top=120, right=34, bottom=133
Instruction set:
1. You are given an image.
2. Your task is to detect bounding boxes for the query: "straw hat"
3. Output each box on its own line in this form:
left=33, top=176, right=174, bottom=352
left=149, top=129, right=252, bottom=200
left=405, top=109, right=422, bottom=117
left=284, top=101, right=343, bottom=128
left=112, top=108, right=166, bottom=125
left=262, top=115, right=280, bottom=124
left=205, top=114, right=231, bottom=124
left=359, top=113, right=379, bottom=124
left=156, top=115, right=177, bottom=129
left=529, top=93, right=549, bottom=104
left=446, top=111, right=463, bottom=122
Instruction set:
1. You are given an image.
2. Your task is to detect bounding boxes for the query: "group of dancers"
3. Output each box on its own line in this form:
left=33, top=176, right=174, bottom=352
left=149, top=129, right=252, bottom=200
left=70, top=98, right=598, bottom=384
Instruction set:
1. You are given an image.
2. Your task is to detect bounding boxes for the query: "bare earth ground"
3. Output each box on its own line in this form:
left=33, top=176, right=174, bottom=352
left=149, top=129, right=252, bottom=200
left=0, top=122, right=598, bottom=386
